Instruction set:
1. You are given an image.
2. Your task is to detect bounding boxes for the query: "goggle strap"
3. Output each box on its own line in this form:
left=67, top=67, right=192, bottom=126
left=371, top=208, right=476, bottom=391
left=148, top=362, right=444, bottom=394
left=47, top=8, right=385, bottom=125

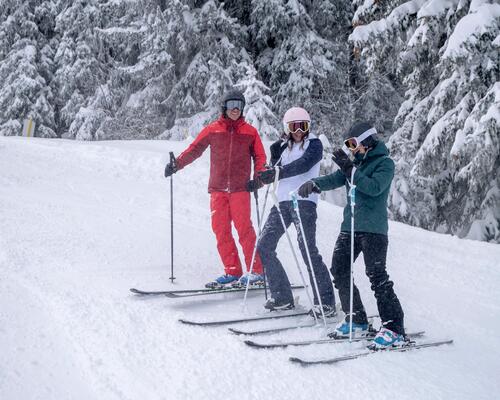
left=355, top=127, right=377, bottom=143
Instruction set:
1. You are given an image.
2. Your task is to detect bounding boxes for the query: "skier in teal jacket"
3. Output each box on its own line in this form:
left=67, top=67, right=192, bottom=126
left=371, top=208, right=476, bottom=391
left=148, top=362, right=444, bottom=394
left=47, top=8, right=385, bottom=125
left=298, top=121, right=406, bottom=349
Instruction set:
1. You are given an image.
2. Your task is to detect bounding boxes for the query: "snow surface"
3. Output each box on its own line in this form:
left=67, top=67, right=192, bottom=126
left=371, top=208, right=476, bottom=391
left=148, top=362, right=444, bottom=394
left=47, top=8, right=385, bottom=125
left=1, top=136, right=499, bottom=400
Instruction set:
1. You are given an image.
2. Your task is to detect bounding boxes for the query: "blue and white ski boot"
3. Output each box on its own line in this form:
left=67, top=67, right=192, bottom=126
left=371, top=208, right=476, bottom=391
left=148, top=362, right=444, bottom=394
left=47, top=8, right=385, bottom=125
left=329, top=318, right=371, bottom=338
left=205, top=274, right=240, bottom=289
left=370, top=328, right=406, bottom=349
left=235, top=273, right=265, bottom=287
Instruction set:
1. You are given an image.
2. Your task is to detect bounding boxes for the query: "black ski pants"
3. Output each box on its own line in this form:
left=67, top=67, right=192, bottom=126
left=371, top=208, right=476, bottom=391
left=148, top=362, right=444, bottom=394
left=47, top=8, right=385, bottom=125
left=257, top=201, right=335, bottom=307
left=331, top=232, right=405, bottom=335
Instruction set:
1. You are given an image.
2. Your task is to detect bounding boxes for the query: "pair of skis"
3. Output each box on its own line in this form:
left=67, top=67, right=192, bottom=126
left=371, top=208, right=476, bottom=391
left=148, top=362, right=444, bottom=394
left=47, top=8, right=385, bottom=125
left=177, top=310, right=452, bottom=365
left=289, top=339, right=454, bottom=365
left=130, top=284, right=304, bottom=299
left=130, top=286, right=453, bottom=364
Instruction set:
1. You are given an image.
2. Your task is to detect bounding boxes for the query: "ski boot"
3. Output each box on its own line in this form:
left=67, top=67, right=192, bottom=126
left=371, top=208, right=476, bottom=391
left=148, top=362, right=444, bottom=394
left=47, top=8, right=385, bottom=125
left=309, top=304, right=337, bottom=319
left=233, top=273, right=265, bottom=288
left=369, top=328, right=406, bottom=350
left=264, top=298, right=295, bottom=312
left=328, top=317, right=373, bottom=338
left=205, top=274, right=240, bottom=289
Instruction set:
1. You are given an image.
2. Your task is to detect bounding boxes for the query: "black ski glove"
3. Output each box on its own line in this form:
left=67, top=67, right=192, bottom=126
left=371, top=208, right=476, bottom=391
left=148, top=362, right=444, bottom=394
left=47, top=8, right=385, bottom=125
left=246, top=178, right=263, bottom=192
left=258, top=167, right=280, bottom=185
left=332, top=148, right=354, bottom=178
left=298, top=180, right=321, bottom=198
left=164, top=161, right=177, bottom=178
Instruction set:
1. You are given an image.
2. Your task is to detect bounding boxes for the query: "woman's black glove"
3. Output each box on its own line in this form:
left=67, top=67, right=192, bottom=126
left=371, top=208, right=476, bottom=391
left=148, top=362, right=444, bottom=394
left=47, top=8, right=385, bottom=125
left=298, top=181, right=321, bottom=198
left=258, top=167, right=280, bottom=184
left=332, top=148, right=354, bottom=178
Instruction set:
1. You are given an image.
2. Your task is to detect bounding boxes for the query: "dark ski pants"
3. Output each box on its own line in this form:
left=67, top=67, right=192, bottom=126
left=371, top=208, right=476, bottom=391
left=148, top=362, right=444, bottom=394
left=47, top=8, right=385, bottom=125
left=331, top=232, right=405, bottom=335
left=257, top=201, right=335, bottom=307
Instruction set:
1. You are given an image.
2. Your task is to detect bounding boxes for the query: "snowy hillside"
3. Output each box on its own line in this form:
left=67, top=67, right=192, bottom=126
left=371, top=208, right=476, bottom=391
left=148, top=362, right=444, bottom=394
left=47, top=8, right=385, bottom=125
left=1, top=136, right=499, bottom=400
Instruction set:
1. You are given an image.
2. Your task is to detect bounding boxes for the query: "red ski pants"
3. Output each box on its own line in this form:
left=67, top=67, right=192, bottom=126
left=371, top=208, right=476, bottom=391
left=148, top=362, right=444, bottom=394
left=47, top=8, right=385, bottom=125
left=210, top=191, right=263, bottom=276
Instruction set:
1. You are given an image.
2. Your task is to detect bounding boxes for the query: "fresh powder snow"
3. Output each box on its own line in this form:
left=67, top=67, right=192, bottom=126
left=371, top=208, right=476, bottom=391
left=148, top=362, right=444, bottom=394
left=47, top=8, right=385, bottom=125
left=1, top=136, right=499, bottom=400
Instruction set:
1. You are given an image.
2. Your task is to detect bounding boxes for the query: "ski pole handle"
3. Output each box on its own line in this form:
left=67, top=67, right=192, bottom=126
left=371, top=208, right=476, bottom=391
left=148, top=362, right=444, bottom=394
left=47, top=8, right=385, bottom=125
left=349, top=185, right=356, bottom=207
left=169, top=151, right=176, bottom=169
left=290, top=191, right=299, bottom=211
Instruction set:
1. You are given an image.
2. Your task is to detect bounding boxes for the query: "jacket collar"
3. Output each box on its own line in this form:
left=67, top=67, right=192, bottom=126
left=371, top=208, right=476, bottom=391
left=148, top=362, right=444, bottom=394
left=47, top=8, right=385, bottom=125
left=354, top=141, right=389, bottom=163
left=218, top=114, right=245, bottom=129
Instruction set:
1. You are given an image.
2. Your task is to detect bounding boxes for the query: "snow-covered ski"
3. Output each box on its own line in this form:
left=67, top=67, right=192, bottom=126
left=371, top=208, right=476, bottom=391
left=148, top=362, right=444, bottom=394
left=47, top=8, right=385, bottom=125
left=179, top=310, right=310, bottom=327
left=130, top=285, right=304, bottom=298
left=289, top=339, right=453, bottom=365
left=244, top=331, right=425, bottom=349
left=229, top=313, right=379, bottom=336
left=229, top=319, right=335, bottom=336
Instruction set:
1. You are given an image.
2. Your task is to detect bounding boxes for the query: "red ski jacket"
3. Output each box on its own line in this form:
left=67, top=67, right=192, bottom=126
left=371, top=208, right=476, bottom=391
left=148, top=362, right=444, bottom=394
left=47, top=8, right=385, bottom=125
left=176, top=115, right=267, bottom=193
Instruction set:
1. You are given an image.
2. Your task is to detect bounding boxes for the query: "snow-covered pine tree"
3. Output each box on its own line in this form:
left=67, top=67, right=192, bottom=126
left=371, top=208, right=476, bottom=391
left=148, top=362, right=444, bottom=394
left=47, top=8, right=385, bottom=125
left=304, top=0, right=354, bottom=139
left=236, top=64, right=279, bottom=140
left=54, top=0, right=109, bottom=139
left=348, top=0, right=415, bottom=138
left=96, top=3, right=174, bottom=139
left=250, top=0, right=352, bottom=140
left=351, top=0, right=500, bottom=242
left=161, top=0, right=250, bottom=139
left=0, top=0, right=56, bottom=137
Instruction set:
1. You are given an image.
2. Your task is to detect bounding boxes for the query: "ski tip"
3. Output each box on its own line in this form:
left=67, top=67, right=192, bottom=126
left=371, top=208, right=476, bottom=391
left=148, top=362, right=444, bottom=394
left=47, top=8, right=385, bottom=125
left=243, top=340, right=268, bottom=349
left=244, top=340, right=286, bottom=349
left=289, top=357, right=311, bottom=366
left=178, top=318, right=221, bottom=327
left=228, top=328, right=244, bottom=335
left=130, top=288, right=143, bottom=294
left=178, top=319, right=199, bottom=326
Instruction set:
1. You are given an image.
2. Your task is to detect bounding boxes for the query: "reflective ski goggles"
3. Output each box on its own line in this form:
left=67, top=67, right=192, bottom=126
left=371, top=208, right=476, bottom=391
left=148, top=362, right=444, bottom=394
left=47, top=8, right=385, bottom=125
left=225, top=99, right=244, bottom=111
left=343, top=127, right=378, bottom=150
left=286, top=121, right=310, bottom=134
left=344, top=137, right=360, bottom=150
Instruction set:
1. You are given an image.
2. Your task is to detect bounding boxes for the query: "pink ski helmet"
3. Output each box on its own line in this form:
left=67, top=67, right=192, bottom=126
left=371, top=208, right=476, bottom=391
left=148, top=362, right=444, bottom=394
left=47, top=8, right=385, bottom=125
left=283, top=107, right=311, bottom=134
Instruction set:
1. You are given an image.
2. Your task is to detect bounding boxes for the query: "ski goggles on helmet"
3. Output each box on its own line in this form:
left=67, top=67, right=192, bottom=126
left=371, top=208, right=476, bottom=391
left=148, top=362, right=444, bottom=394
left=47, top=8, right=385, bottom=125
left=344, top=137, right=360, bottom=150
left=225, top=99, right=244, bottom=111
left=343, top=127, right=378, bottom=150
left=286, top=121, right=310, bottom=134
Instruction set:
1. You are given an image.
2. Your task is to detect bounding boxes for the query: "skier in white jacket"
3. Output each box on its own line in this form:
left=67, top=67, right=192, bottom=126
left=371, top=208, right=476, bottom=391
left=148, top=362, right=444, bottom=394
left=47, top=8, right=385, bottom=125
left=256, top=107, right=335, bottom=317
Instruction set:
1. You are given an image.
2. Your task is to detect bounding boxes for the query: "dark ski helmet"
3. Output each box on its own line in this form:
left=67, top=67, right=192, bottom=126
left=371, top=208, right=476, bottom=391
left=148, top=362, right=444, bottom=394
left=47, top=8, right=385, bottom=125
left=343, top=121, right=379, bottom=148
left=221, top=88, right=245, bottom=113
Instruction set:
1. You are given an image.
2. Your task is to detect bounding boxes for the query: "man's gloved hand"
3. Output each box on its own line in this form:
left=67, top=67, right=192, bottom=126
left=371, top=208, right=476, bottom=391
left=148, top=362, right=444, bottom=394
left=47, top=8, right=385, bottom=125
left=246, top=178, right=263, bottom=192
left=164, top=161, right=177, bottom=178
left=332, top=148, right=354, bottom=178
left=258, top=167, right=280, bottom=185
left=298, top=180, right=321, bottom=198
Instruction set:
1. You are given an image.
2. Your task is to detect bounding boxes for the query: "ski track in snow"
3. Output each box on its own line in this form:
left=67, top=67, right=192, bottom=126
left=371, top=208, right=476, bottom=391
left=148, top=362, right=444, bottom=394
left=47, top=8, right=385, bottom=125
left=1, top=136, right=499, bottom=400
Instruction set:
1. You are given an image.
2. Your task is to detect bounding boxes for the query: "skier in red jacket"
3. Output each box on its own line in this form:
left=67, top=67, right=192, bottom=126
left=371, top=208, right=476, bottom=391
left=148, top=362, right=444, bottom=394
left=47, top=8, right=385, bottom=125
left=164, top=89, right=267, bottom=288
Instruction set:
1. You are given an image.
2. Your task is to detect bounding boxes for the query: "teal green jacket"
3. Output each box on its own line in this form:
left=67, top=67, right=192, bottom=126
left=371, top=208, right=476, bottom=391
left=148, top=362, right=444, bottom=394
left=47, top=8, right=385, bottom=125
left=312, top=141, right=394, bottom=235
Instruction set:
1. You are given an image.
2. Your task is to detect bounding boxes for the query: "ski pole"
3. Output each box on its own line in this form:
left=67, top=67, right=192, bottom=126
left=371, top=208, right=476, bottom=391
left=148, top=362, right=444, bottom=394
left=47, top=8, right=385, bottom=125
left=169, top=151, right=176, bottom=283
left=253, top=189, right=268, bottom=300
left=265, top=168, right=318, bottom=324
left=348, top=168, right=357, bottom=341
left=242, top=185, right=273, bottom=307
left=242, top=154, right=285, bottom=306
left=290, top=192, right=327, bottom=327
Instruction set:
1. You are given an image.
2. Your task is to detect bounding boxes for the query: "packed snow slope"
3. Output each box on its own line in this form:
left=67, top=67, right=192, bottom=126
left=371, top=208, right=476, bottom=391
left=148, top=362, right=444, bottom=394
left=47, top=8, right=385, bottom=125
left=1, top=136, right=499, bottom=400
